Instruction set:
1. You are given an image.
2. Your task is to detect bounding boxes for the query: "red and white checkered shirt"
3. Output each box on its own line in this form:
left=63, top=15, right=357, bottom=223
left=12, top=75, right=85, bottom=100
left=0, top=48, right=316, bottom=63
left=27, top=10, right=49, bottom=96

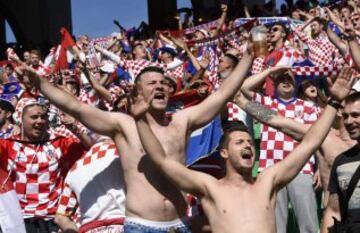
left=57, top=182, right=80, bottom=225
left=78, top=88, right=99, bottom=106
left=2, top=134, right=84, bottom=219
left=253, top=93, right=319, bottom=174
left=294, top=30, right=337, bottom=66
left=251, top=57, right=266, bottom=75
left=227, top=102, right=248, bottom=124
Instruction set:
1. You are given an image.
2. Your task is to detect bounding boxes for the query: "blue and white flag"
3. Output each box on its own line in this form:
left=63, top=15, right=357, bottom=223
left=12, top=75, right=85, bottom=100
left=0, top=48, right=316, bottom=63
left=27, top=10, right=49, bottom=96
left=186, top=116, right=222, bottom=166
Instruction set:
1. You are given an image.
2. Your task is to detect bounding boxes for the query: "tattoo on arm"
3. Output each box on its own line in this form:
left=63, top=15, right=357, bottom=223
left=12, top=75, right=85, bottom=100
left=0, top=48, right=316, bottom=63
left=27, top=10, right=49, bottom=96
left=244, top=102, right=277, bottom=123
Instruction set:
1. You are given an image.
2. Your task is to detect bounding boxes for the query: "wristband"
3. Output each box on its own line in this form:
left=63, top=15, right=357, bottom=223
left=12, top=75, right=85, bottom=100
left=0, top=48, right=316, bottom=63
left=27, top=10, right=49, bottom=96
left=328, top=98, right=343, bottom=110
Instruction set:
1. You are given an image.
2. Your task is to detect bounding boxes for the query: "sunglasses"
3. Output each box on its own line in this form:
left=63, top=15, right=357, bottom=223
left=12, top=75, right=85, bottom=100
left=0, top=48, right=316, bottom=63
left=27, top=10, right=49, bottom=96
left=271, top=27, right=282, bottom=33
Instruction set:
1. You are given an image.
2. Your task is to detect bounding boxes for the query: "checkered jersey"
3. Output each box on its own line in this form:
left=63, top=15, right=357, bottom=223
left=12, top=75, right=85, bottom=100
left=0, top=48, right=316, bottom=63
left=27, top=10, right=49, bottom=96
left=294, top=29, right=336, bottom=66
left=78, top=87, right=99, bottom=106
left=122, top=59, right=166, bottom=82
left=253, top=93, right=319, bottom=174
left=251, top=57, right=266, bottom=75
left=57, top=182, right=80, bottom=225
left=2, top=135, right=84, bottom=219
left=227, top=102, right=247, bottom=124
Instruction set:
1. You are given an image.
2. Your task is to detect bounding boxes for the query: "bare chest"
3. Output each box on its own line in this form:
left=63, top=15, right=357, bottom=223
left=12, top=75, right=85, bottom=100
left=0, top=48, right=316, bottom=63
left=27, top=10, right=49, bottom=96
left=151, top=123, right=187, bottom=161
left=204, top=184, right=274, bottom=225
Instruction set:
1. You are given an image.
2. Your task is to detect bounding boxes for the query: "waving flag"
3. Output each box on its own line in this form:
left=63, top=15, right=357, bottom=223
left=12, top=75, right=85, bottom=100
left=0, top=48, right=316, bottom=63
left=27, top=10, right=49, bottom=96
left=55, top=28, right=76, bottom=71
left=186, top=116, right=222, bottom=166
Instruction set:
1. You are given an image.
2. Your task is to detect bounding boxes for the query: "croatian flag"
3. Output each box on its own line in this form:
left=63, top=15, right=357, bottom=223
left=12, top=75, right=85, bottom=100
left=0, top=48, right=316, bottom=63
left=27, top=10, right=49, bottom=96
left=186, top=116, right=222, bottom=166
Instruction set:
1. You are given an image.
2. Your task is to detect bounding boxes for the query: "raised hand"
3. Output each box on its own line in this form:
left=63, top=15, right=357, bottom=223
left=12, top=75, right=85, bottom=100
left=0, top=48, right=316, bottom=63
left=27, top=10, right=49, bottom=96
left=128, top=89, right=155, bottom=120
left=221, top=4, right=228, bottom=13
left=171, top=37, right=187, bottom=50
left=269, top=66, right=292, bottom=79
left=328, top=66, right=354, bottom=101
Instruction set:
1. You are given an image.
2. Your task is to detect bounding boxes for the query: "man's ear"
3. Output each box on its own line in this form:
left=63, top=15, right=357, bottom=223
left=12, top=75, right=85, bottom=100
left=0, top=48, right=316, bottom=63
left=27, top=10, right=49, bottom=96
left=220, top=148, right=229, bottom=159
left=5, top=111, right=12, bottom=120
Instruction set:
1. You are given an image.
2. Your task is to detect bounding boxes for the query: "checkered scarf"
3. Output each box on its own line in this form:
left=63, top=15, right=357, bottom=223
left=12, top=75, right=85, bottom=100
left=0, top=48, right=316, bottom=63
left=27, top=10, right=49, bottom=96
left=13, top=98, right=46, bottom=125
left=291, top=66, right=341, bottom=77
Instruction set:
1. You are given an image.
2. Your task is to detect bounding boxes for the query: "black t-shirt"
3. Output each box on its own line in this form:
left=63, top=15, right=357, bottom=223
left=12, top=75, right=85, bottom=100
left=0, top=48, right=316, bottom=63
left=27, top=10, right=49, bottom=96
left=328, top=144, right=360, bottom=223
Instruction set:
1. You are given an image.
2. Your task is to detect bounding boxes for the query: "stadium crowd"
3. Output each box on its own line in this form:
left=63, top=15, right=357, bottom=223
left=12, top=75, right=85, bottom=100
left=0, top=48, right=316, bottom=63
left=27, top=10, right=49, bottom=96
left=1, top=0, right=360, bottom=232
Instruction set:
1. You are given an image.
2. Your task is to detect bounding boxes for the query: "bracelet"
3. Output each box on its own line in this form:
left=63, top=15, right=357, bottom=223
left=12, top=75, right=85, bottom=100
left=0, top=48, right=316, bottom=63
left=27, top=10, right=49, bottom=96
left=328, top=98, right=343, bottom=110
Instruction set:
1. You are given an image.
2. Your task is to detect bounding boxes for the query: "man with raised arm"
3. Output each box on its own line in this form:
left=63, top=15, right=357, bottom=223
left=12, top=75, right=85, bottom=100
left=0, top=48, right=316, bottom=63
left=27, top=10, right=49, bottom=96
left=133, top=67, right=353, bottom=233
left=235, top=93, right=356, bottom=205
left=18, top=50, right=253, bottom=232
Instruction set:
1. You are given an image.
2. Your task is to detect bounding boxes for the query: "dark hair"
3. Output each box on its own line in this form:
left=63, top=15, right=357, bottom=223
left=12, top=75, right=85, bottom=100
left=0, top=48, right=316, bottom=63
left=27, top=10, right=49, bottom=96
left=134, top=66, right=164, bottom=83
left=5, top=64, right=13, bottom=70
left=219, top=122, right=250, bottom=149
left=271, top=22, right=289, bottom=41
left=297, top=79, right=327, bottom=108
left=30, top=49, right=42, bottom=58
left=312, top=17, right=327, bottom=28
left=345, top=92, right=360, bottom=105
left=224, top=53, right=239, bottom=68
left=340, top=4, right=354, bottom=13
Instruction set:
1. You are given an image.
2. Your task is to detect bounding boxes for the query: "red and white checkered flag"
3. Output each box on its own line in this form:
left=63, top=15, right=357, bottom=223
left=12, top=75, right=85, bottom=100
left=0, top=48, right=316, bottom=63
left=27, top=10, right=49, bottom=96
left=291, top=66, right=342, bottom=77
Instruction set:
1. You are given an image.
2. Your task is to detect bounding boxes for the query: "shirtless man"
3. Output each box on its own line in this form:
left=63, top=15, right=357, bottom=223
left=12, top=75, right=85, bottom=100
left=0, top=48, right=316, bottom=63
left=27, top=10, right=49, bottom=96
left=19, top=51, right=253, bottom=232
left=132, top=67, right=353, bottom=233
left=235, top=93, right=356, bottom=205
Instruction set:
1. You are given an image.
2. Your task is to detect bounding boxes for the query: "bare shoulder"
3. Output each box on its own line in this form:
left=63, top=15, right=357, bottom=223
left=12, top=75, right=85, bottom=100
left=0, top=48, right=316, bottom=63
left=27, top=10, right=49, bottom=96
left=109, top=111, right=136, bottom=132
left=171, top=109, right=192, bottom=127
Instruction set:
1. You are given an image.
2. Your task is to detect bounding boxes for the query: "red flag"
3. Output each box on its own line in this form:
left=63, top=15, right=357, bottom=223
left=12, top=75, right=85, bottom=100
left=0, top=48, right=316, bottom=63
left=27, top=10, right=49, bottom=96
left=55, top=27, right=76, bottom=71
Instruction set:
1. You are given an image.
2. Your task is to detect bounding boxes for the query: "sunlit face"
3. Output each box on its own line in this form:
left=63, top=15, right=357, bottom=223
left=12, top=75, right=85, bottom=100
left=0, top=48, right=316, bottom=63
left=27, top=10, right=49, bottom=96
left=311, top=21, right=323, bottom=37
left=341, top=7, right=352, bottom=20
left=133, top=44, right=147, bottom=59
left=333, top=8, right=340, bottom=18
left=270, top=25, right=285, bottom=43
left=291, top=10, right=301, bottom=20
left=23, top=52, right=31, bottom=64
left=22, top=105, right=48, bottom=141
left=351, top=14, right=360, bottom=30
left=304, top=84, right=318, bottom=101
left=4, top=66, right=13, bottom=76
left=276, top=76, right=295, bottom=99
left=343, top=100, right=360, bottom=140
left=136, top=72, right=170, bottom=111
left=217, top=56, right=232, bottom=73
left=159, top=51, right=172, bottom=62
left=308, top=8, right=318, bottom=17
left=221, top=131, right=256, bottom=173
